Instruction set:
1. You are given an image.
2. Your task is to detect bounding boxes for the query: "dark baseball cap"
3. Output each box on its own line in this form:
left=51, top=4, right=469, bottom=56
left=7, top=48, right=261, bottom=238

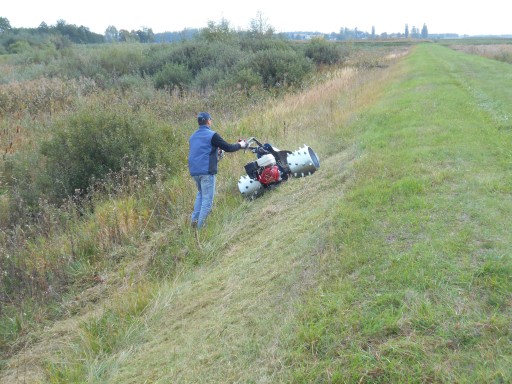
left=197, top=112, right=212, bottom=125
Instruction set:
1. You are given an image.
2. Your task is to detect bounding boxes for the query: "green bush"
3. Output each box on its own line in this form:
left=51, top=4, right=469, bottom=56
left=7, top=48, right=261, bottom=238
left=209, top=42, right=246, bottom=72
left=148, top=41, right=249, bottom=91
left=194, top=66, right=225, bottom=92
left=98, top=44, right=147, bottom=76
left=165, top=41, right=221, bottom=76
left=22, top=43, right=60, bottom=64
left=217, top=67, right=262, bottom=93
left=239, top=36, right=291, bottom=53
left=8, top=40, right=31, bottom=54
left=42, top=45, right=147, bottom=87
left=45, top=48, right=106, bottom=82
left=154, top=62, right=193, bottom=94
left=304, top=38, right=346, bottom=65
left=160, top=41, right=310, bottom=91
left=140, top=44, right=175, bottom=76
left=250, top=48, right=313, bottom=88
left=39, top=105, right=182, bottom=200
left=3, top=34, right=322, bottom=94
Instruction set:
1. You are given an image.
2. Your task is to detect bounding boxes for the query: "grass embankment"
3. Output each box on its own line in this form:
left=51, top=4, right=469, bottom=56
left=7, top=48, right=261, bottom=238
left=3, top=43, right=511, bottom=383
left=287, top=44, right=512, bottom=382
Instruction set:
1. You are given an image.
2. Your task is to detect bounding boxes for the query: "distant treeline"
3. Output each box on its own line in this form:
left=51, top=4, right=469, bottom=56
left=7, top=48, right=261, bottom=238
left=0, top=18, right=104, bottom=53
left=1, top=15, right=452, bottom=56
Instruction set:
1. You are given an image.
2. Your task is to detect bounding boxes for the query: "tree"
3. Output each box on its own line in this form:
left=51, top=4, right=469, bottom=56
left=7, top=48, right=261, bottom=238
left=0, top=16, right=11, bottom=33
left=118, top=29, right=137, bottom=42
left=105, top=25, right=119, bottom=43
left=200, top=18, right=234, bottom=43
left=371, top=26, right=376, bottom=39
left=249, top=11, right=274, bottom=37
left=136, top=27, right=154, bottom=43
left=405, top=24, right=409, bottom=38
left=54, top=19, right=104, bottom=43
left=38, top=21, right=49, bottom=32
left=421, top=23, right=428, bottom=38
left=411, top=26, right=419, bottom=38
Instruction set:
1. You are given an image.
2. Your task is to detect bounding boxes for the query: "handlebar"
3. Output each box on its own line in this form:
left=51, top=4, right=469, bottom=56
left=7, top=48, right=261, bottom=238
left=246, top=137, right=262, bottom=147
left=243, top=137, right=263, bottom=153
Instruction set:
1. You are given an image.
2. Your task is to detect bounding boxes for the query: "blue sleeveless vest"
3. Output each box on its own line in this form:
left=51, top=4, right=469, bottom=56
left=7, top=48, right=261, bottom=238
left=188, top=126, right=217, bottom=176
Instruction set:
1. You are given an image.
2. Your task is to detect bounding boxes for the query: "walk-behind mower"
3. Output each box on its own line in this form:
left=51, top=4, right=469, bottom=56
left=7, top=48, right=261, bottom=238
left=237, top=137, right=320, bottom=199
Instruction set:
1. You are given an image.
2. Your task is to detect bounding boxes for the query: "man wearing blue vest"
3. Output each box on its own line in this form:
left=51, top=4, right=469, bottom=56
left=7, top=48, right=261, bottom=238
left=188, top=112, right=247, bottom=229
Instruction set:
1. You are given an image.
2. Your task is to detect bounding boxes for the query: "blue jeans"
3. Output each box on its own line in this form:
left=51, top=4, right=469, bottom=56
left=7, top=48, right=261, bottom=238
left=191, top=174, right=216, bottom=228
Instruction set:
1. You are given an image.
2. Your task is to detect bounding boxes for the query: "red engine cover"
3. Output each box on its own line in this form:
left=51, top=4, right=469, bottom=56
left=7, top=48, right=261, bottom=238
left=258, top=166, right=280, bottom=185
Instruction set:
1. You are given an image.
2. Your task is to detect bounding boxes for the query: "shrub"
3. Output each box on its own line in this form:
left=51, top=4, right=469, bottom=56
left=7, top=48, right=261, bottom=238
left=149, top=41, right=249, bottom=92
left=239, top=36, right=291, bottom=53
left=97, top=44, right=147, bottom=76
left=209, top=42, right=246, bottom=72
left=2, top=149, right=44, bottom=222
left=217, top=67, right=263, bottom=93
left=154, top=63, right=193, bottom=94
left=21, top=43, right=60, bottom=64
left=163, top=41, right=213, bottom=76
left=8, top=40, right=31, bottom=54
left=304, top=38, right=346, bottom=65
left=194, top=66, right=225, bottom=93
left=250, top=48, right=313, bottom=88
left=166, top=41, right=221, bottom=76
left=139, top=44, right=175, bottom=76
left=46, top=48, right=106, bottom=82
left=39, top=105, right=182, bottom=201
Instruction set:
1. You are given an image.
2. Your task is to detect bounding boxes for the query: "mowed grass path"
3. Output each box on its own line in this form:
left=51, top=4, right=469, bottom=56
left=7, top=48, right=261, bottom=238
left=288, top=44, right=512, bottom=382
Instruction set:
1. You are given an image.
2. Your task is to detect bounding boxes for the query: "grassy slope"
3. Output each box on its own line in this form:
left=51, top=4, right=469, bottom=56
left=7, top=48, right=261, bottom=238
left=286, top=44, right=512, bottom=382
left=98, top=66, right=381, bottom=383
left=2, top=44, right=511, bottom=383
left=110, top=44, right=512, bottom=382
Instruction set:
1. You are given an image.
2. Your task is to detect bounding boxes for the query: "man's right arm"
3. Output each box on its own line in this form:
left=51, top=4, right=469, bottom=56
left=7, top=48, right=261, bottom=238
left=211, top=133, right=243, bottom=152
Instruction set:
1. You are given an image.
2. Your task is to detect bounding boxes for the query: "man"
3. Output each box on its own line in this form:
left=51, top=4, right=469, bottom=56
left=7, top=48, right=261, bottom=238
left=188, top=112, right=247, bottom=229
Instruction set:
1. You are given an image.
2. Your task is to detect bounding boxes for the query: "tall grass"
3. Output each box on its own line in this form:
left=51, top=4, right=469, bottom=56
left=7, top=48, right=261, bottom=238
left=0, top=67, right=272, bottom=327
left=450, top=43, right=512, bottom=64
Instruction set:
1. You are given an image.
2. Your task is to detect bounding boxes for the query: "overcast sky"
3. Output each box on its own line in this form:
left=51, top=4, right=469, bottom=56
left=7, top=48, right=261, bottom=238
left=2, top=0, right=510, bottom=36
